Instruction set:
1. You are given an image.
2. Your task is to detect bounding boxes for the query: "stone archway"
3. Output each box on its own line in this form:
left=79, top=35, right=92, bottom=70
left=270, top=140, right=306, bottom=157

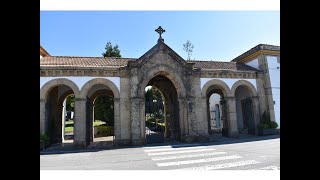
left=40, top=78, right=80, bottom=145
left=141, top=68, right=186, bottom=143
left=80, top=78, right=120, bottom=146
left=231, top=80, right=259, bottom=135
left=40, top=78, right=80, bottom=100
left=231, top=80, right=257, bottom=97
left=139, top=65, right=186, bottom=98
left=201, top=79, right=233, bottom=137
left=129, top=65, right=187, bottom=145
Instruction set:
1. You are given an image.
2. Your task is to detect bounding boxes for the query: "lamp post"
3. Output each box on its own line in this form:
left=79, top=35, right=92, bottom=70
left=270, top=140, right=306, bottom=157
left=153, top=99, right=157, bottom=131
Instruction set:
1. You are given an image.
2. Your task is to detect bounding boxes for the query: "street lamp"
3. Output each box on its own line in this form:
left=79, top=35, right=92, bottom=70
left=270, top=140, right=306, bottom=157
left=153, top=99, right=157, bottom=130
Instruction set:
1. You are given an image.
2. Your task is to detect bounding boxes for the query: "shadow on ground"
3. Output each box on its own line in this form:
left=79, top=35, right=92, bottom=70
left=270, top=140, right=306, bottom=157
left=40, top=134, right=280, bottom=155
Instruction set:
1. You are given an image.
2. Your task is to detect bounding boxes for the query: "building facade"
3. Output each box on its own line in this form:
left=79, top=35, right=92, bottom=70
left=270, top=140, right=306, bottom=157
left=40, top=31, right=280, bottom=147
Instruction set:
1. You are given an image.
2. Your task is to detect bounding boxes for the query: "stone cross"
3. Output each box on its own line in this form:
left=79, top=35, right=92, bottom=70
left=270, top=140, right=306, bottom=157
left=155, top=26, right=165, bottom=40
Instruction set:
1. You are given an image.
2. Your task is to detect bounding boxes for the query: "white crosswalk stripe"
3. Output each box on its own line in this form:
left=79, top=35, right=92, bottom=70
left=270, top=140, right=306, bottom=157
left=157, top=155, right=242, bottom=167
left=146, top=148, right=216, bottom=156
left=144, top=145, right=263, bottom=170
left=258, top=166, right=280, bottom=170
left=151, top=152, right=227, bottom=161
left=177, top=160, right=261, bottom=170
left=143, top=144, right=202, bottom=149
left=144, top=146, right=208, bottom=152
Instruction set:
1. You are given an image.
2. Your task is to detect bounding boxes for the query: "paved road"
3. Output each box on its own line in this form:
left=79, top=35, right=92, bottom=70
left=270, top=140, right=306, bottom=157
left=40, top=137, right=280, bottom=170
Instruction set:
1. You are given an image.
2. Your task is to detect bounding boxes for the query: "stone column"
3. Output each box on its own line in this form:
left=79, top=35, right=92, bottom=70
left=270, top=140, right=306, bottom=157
left=200, top=97, right=209, bottom=135
left=55, top=104, right=63, bottom=144
left=251, top=96, right=261, bottom=135
left=113, top=98, right=121, bottom=142
left=226, top=96, right=239, bottom=138
left=74, top=98, right=87, bottom=147
left=62, top=99, right=66, bottom=142
left=130, top=97, right=145, bottom=145
left=178, top=97, right=188, bottom=136
left=40, top=99, right=46, bottom=134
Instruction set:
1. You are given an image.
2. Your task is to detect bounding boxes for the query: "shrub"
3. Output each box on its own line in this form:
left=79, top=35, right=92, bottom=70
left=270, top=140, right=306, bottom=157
left=97, top=126, right=114, bottom=136
left=257, top=111, right=278, bottom=129
left=40, top=133, right=50, bottom=150
left=269, top=121, right=278, bottom=129
left=40, top=133, right=49, bottom=142
left=257, top=123, right=269, bottom=129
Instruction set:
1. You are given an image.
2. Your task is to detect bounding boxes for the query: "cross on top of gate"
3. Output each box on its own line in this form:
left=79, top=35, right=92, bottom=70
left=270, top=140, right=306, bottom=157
left=155, top=26, right=165, bottom=42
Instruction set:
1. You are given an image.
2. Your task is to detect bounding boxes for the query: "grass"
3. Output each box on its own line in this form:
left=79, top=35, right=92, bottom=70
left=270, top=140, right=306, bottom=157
left=94, top=120, right=106, bottom=126
left=64, top=120, right=106, bottom=133
left=65, top=126, right=73, bottom=133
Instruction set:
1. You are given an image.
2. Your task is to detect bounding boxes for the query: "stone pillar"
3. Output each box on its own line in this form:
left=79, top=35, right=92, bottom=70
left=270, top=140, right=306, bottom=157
left=62, top=99, right=66, bottom=142
left=90, top=105, right=94, bottom=142
left=257, top=55, right=276, bottom=122
left=74, top=98, right=87, bottom=147
left=226, top=96, right=239, bottom=138
left=113, top=98, right=121, bottom=142
left=252, top=96, right=261, bottom=135
left=114, top=76, right=131, bottom=146
left=130, top=97, right=145, bottom=145
left=200, top=97, right=209, bottom=135
left=40, top=99, right=46, bottom=134
left=178, top=97, right=188, bottom=136
left=55, top=104, right=63, bottom=144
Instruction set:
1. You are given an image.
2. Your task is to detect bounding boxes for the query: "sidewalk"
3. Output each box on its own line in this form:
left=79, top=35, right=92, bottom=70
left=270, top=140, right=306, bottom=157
left=40, top=133, right=280, bottom=155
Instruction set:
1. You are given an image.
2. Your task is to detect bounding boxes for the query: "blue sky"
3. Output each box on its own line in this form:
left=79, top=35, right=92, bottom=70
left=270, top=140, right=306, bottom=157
left=40, top=11, right=279, bottom=61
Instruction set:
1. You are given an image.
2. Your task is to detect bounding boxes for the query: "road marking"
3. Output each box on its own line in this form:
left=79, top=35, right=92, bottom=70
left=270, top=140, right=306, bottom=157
left=177, top=160, right=261, bottom=170
left=144, top=146, right=208, bottom=152
left=157, top=155, right=242, bottom=167
left=259, top=166, right=280, bottom=170
left=143, top=144, right=202, bottom=149
left=151, top=152, right=227, bottom=161
left=147, top=148, right=216, bottom=156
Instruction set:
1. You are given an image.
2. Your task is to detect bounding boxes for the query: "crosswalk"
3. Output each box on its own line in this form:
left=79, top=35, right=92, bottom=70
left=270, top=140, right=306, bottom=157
left=144, top=144, right=279, bottom=170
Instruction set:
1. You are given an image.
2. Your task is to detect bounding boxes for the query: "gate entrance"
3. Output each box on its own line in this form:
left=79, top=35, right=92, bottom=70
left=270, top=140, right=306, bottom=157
left=145, top=99, right=165, bottom=143
left=144, top=75, right=180, bottom=144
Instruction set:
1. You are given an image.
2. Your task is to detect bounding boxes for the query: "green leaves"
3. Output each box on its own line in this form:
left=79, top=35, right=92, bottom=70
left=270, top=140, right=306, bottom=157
left=102, top=41, right=122, bottom=58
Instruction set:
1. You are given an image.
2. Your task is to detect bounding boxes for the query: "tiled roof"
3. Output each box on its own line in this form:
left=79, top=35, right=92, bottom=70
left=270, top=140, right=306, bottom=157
left=40, top=56, right=136, bottom=68
left=231, top=44, right=280, bottom=62
left=40, top=45, right=50, bottom=56
left=189, top=60, right=258, bottom=71
left=40, top=56, right=258, bottom=71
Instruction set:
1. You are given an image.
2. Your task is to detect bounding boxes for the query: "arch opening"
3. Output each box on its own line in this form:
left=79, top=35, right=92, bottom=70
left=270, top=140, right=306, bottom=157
left=206, top=86, right=228, bottom=137
left=86, top=84, right=115, bottom=147
left=44, top=84, right=75, bottom=147
left=235, top=85, right=256, bottom=135
left=144, top=75, right=181, bottom=143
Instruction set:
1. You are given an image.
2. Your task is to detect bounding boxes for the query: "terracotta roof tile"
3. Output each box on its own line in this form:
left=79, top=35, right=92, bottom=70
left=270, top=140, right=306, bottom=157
left=40, top=56, right=136, bottom=68
left=40, top=56, right=257, bottom=71
left=188, top=60, right=258, bottom=71
left=231, top=44, right=280, bottom=62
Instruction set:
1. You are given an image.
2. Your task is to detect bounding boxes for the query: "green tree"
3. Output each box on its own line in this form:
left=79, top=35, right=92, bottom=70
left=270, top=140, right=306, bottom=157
left=102, top=41, right=122, bottom=58
left=94, top=95, right=114, bottom=126
left=145, top=87, right=162, bottom=101
left=66, top=95, right=74, bottom=111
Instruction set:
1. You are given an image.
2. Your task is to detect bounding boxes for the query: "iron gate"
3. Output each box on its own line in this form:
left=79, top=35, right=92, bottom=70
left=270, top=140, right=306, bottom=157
left=145, top=100, right=165, bottom=144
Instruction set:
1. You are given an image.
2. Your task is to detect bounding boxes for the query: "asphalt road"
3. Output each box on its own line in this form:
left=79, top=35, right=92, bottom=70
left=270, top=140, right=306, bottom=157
left=40, top=137, right=280, bottom=170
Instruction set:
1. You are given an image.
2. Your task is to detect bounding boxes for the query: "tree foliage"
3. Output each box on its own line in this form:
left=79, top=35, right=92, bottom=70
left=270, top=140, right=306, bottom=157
left=145, top=87, right=163, bottom=102
left=66, top=95, right=75, bottom=111
left=183, top=40, right=194, bottom=60
left=94, top=95, right=114, bottom=126
left=102, top=41, right=122, bottom=58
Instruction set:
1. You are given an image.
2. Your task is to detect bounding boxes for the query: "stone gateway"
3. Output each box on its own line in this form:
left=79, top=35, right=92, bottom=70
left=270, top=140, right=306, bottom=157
left=40, top=27, right=280, bottom=148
